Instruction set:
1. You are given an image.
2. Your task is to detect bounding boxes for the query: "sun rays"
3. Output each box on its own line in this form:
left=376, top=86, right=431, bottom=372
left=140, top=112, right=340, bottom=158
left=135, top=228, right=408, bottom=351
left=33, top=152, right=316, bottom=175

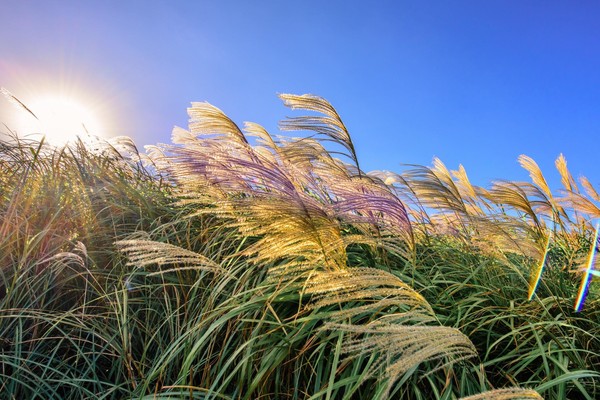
left=1, top=87, right=109, bottom=146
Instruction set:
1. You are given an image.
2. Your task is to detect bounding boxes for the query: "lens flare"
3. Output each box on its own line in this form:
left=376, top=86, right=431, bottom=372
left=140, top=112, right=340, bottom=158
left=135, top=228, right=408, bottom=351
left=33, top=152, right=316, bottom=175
left=528, top=233, right=551, bottom=301
left=574, top=223, right=600, bottom=312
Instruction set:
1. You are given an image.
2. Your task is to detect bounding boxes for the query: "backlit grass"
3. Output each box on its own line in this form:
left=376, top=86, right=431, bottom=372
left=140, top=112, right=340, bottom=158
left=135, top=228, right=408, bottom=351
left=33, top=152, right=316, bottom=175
left=1, top=94, right=599, bottom=399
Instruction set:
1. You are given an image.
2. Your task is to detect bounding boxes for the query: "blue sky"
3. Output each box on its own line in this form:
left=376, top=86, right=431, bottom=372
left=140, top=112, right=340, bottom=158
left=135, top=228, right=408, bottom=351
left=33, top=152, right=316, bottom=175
left=1, top=1, right=599, bottom=189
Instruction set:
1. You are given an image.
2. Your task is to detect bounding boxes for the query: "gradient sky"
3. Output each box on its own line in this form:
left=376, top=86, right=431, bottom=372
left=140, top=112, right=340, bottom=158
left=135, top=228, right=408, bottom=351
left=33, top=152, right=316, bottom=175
left=1, top=1, right=599, bottom=189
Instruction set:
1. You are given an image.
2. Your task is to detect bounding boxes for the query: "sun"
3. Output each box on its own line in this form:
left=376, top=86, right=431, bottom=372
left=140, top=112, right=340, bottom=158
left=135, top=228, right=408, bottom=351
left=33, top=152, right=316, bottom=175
left=14, top=94, right=104, bottom=146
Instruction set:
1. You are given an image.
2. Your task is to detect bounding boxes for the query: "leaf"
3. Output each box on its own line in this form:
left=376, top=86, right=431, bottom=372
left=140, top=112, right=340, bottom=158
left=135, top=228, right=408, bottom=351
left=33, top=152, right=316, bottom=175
left=1, top=87, right=38, bottom=120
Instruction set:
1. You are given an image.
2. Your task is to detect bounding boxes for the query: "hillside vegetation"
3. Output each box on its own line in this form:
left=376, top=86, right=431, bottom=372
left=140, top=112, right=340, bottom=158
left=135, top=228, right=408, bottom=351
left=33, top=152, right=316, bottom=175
left=1, top=94, right=599, bottom=399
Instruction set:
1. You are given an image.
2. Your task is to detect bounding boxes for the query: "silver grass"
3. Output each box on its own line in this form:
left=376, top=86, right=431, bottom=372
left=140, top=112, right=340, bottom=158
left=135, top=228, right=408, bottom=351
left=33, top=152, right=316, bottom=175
left=279, top=93, right=361, bottom=173
left=159, top=98, right=415, bottom=271
left=518, top=154, right=570, bottom=229
left=401, top=160, right=470, bottom=216
left=580, top=176, right=600, bottom=202
left=116, top=238, right=225, bottom=274
left=325, top=321, right=477, bottom=396
left=459, top=388, right=543, bottom=400
left=305, top=267, right=432, bottom=313
left=487, top=181, right=544, bottom=229
left=555, top=153, right=578, bottom=194
left=518, top=155, right=552, bottom=200
left=382, top=160, right=548, bottom=259
left=368, top=170, right=436, bottom=230
left=451, top=164, right=490, bottom=216
left=187, top=102, right=249, bottom=145
left=561, top=191, right=600, bottom=221
left=141, top=94, right=477, bottom=398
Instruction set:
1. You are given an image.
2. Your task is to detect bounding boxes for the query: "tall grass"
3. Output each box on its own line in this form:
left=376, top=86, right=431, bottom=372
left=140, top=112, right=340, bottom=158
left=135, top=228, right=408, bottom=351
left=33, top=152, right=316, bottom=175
left=1, top=94, right=599, bottom=399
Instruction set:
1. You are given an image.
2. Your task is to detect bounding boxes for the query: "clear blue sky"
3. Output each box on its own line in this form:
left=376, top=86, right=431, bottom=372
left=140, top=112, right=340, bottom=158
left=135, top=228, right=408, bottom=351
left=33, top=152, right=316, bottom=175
left=1, top=0, right=599, bottom=189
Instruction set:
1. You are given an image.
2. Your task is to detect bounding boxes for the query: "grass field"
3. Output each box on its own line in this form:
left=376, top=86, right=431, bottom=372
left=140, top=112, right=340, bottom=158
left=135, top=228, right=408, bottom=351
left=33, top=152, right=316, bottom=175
left=1, top=94, right=599, bottom=399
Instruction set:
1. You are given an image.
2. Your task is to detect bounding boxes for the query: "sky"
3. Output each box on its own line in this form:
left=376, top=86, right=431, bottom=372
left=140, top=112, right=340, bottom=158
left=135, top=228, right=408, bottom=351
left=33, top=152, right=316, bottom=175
left=1, top=0, right=599, bottom=190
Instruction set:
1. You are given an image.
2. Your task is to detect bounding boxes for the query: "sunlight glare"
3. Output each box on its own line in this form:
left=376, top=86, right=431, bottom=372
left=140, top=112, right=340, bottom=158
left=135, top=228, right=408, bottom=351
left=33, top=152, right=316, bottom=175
left=15, top=94, right=104, bottom=146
